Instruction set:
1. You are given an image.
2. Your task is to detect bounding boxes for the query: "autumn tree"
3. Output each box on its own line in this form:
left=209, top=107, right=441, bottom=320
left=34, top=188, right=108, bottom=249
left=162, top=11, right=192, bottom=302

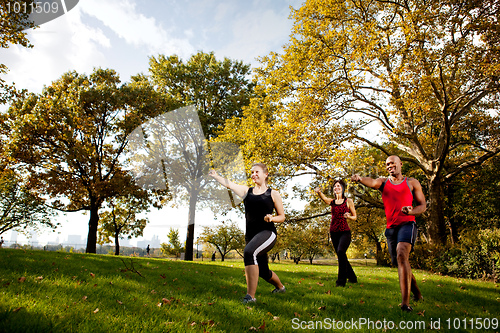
left=0, top=168, right=56, bottom=235
left=3, top=68, right=161, bottom=253
left=222, top=0, right=500, bottom=245
left=0, top=0, right=36, bottom=104
left=144, top=51, right=255, bottom=260
left=199, top=221, right=245, bottom=261
left=98, top=194, right=150, bottom=255
left=160, top=228, right=184, bottom=258
left=351, top=207, right=388, bottom=265
left=446, top=155, right=500, bottom=237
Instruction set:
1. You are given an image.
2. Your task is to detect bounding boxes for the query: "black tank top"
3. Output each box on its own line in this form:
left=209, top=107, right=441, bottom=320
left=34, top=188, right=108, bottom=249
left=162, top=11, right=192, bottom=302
left=243, top=187, right=277, bottom=241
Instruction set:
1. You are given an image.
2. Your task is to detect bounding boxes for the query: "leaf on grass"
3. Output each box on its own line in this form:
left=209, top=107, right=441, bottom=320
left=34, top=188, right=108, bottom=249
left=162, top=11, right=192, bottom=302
left=172, top=278, right=178, bottom=282
left=162, top=298, right=171, bottom=305
left=82, top=296, right=88, bottom=301
left=294, top=312, right=301, bottom=317
left=318, top=306, right=326, bottom=310
left=157, top=303, right=162, bottom=307
left=207, top=302, right=214, bottom=306
left=326, top=290, right=331, bottom=295
left=190, top=321, right=197, bottom=326
left=160, top=274, right=166, bottom=279
left=201, top=320, right=215, bottom=328
left=273, top=316, right=279, bottom=321
left=18, top=277, right=26, bottom=283
left=151, top=290, right=157, bottom=294
left=117, top=300, right=123, bottom=305
left=317, top=282, right=324, bottom=287
left=359, top=300, right=365, bottom=304
left=258, top=320, right=265, bottom=330
left=417, top=310, right=425, bottom=316
left=93, top=308, right=99, bottom=314
left=90, top=273, right=95, bottom=278
left=36, top=276, right=43, bottom=281
left=13, top=307, right=23, bottom=313
left=249, top=327, right=258, bottom=331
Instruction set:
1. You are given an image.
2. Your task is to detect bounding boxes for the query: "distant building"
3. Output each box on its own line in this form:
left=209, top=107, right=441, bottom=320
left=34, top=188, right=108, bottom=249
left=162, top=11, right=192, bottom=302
left=120, top=238, right=131, bottom=247
left=29, top=231, right=39, bottom=247
left=136, top=240, right=148, bottom=249
left=137, top=235, right=161, bottom=249
left=10, top=231, right=18, bottom=243
left=67, top=235, right=82, bottom=246
left=150, top=235, right=161, bottom=248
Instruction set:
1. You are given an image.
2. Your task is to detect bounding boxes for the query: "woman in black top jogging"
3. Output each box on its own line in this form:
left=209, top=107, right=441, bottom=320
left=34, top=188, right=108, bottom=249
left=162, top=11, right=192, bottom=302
left=209, top=163, right=286, bottom=303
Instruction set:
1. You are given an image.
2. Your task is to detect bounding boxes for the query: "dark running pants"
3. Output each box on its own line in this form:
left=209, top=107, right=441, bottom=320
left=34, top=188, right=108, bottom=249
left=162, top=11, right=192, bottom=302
left=244, top=230, right=277, bottom=281
left=330, top=230, right=357, bottom=285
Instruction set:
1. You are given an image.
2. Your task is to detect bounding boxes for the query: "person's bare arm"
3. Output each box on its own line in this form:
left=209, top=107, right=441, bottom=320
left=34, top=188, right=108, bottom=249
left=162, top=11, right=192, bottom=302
left=351, top=174, right=385, bottom=190
left=208, top=169, right=248, bottom=199
left=265, top=190, right=286, bottom=223
left=314, top=187, right=333, bottom=205
left=344, top=198, right=357, bottom=220
left=402, top=178, right=426, bottom=216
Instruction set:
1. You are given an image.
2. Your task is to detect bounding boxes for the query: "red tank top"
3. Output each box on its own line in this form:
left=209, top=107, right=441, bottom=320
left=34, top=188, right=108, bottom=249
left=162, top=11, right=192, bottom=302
left=381, top=177, right=415, bottom=228
left=330, top=199, right=351, bottom=232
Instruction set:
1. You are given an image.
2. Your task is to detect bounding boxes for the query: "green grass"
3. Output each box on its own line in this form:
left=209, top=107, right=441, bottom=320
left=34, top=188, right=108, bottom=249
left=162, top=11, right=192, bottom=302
left=0, top=249, right=499, bottom=332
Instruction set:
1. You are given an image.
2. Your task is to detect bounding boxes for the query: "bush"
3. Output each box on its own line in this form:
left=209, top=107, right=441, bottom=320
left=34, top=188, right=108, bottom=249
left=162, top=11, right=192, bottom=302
left=410, top=228, right=500, bottom=281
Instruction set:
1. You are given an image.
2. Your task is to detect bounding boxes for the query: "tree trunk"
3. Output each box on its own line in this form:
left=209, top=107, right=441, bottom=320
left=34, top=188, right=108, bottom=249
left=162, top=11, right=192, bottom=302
left=86, top=201, right=100, bottom=253
left=427, top=176, right=448, bottom=245
left=114, top=231, right=120, bottom=255
left=184, top=189, right=199, bottom=261
left=375, top=240, right=383, bottom=266
left=445, top=183, right=459, bottom=244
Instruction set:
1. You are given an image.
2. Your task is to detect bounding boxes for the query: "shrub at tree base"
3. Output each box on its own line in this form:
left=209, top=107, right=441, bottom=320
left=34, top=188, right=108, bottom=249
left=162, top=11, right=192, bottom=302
left=411, top=228, right=500, bottom=281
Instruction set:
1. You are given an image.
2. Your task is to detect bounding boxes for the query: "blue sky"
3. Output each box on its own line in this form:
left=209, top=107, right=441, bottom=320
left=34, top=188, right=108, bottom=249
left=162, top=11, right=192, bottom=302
left=1, top=0, right=305, bottom=247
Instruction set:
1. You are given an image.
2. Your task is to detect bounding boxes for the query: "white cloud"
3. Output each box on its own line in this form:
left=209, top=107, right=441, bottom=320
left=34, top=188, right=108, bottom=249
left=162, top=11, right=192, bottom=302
left=79, top=0, right=194, bottom=57
left=210, top=2, right=297, bottom=67
left=0, top=6, right=110, bottom=94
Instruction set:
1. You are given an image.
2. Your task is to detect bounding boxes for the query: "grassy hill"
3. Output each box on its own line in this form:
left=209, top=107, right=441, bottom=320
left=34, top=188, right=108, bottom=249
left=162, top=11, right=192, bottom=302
left=0, top=248, right=498, bottom=332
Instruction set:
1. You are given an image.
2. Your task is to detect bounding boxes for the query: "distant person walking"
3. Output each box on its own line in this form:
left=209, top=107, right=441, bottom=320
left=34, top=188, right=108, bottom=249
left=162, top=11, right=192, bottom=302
left=146, top=244, right=150, bottom=256
left=209, top=163, right=286, bottom=304
left=351, top=155, right=425, bottom=312
left=315, top=179, right=357, bottom=287
left=0, top=236, right=4, bottom=248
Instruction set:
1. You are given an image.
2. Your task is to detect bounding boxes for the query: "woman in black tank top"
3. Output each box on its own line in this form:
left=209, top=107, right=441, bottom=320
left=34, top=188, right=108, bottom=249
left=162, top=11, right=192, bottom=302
left=209, top=163, right=286, bottom=303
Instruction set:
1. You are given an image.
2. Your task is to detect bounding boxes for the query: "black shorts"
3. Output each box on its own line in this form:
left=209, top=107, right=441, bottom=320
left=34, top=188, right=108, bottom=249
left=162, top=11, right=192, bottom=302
left=385, top=222, right=417, bottom=266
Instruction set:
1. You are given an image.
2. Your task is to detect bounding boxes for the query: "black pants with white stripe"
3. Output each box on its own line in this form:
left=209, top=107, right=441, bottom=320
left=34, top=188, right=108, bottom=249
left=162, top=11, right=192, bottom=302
left=243, top=230, right=277, bottom=281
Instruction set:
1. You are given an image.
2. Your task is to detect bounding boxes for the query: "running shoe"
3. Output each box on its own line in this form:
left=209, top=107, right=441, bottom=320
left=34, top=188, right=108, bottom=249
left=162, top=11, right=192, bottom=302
left=242, top=294, right=256, bottom=304
left=271, top=286, right=286, bottom=294
left=401, top=304, right=413, bottom=312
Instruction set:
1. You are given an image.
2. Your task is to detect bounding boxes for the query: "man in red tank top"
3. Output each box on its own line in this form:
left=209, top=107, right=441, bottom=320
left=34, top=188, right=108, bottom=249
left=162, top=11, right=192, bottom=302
left=351, top=156, right=426, bottom=312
